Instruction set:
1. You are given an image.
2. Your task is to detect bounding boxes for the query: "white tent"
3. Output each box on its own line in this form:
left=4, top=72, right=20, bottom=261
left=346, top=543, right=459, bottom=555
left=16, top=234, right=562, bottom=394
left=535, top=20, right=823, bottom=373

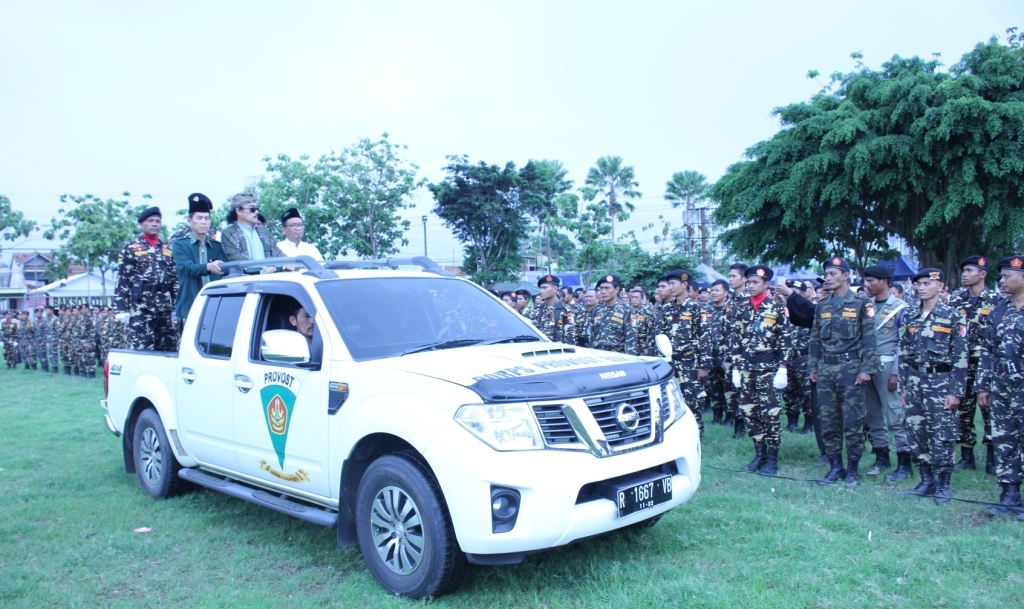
left=694, top=263, right=727, bottom=284
left=26, top=270, right=118, bottom=307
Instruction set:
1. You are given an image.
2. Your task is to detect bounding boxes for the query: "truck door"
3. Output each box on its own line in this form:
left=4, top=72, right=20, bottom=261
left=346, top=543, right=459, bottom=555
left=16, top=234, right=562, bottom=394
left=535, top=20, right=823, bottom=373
left=231, top=286, right=332, bottom=498
left=175, top=291, right=248, bottom=469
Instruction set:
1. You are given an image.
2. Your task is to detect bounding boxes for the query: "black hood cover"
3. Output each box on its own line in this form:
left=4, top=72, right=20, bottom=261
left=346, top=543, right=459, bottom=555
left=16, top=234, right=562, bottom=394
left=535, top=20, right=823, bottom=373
left=467, top=359, right=675, bottom=402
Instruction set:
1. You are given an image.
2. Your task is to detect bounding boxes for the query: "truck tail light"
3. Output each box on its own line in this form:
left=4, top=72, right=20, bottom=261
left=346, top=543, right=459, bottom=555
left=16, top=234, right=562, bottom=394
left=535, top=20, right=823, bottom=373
left=103, top=359, right=110, bottom=397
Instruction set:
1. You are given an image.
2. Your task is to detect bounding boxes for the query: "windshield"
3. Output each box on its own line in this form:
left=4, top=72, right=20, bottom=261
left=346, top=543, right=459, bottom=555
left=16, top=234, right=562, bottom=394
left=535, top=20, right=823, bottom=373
left=316, top=277, right=544, bottom=361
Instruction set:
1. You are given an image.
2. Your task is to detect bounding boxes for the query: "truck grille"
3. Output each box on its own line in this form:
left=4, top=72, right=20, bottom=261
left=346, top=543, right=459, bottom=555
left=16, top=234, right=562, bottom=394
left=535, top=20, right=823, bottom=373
left=532, top=404, right=579, bottom=445
left=584, top=388, right=653, bottom=448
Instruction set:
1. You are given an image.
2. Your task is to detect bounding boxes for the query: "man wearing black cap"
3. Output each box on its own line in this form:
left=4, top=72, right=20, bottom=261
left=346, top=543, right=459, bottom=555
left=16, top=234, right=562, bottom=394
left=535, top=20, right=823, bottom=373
left=662, top=269, right=712, bottom=437
left=781, top=280, right=813, bottom=435
left=513, top=289, right=531, bottom=316
left=276, top=208, right=324, bottom=261
left=862, top=264, right=912, bottom=478
left=172, top=193, right=225, bottom=324
left=114, top=207, right=179, bottom=352
left=947, top=255, right=1002, bottom=474
left=809, top=256, right=878, bottom=485
left=899, top=268, right=968, bottom=504
left=627, top=285, right=657, bottom=356
left=528, top=275, right=576, bottom=344
left=707, top=279, right=732, bottom=425
left=977, top=255, right=1024, bottom=520
left=587, top=275, right=637, bottom=354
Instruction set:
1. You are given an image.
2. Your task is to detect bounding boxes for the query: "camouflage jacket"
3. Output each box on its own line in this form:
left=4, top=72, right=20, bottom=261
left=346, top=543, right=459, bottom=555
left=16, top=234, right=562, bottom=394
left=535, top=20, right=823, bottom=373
left=627, top=302, right=658, bottom=356
left=528, top=300, right=576, bottom=345
left=708, top=304, right=730, bottom=364
left=898, top=301, right=968, bottom=397
left=808, top=289, right=878, bottom=377
left=660, top=298, right=713, bottom=371
left=977, top=299, right=1024, bottom=393
left=728, top=296, right=794, bottom=371
left=100, top=318, right=127, bottom=356
left=17, top=320, right=34, bottom=343
left=1, top=319, right=16, bottom=342
left=114, top=235, right=178, bottom=313
left=73, top=316, right=95, bottom=344
left=220, top=223, right=285, bottom=262
left=586, top=301, right=637, bottom=353
left=946, top=287, right=1003, bottom=362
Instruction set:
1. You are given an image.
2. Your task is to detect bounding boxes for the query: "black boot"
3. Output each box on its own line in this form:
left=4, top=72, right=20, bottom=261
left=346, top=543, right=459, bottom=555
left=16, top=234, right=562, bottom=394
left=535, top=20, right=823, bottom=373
left=31, top=363, right=37, bottom=370
left=89, top=368, right=96, bottom=379
left=813, top=453, right=829, bottom=467
left=64, top=366, right=71, bottom=375
left=723, top=412, right=734, bottom=426
left=911, top=464, right=936, bottom=496
left=732, top=418, right=746, bottom=440
left=760, top=446, right=779, bottom=476
left=866, top=447, right=892, bottom=476
left=741, top=442, right=767, bottom=472
left=41, top=364, right=49, bottom=373
left=954, top=447, right=976, bottom=470
left=819, top=453, right=846, bottom=485
left=886, top=452, right=913, bottom=482
left=711, top=409, right=723, bottom=425
left=845, top=456, right=861, bottom=486
left=987, top=483, right=1023, bottom=515
left=986, top=444, right=997, bottom=475
left=801, top=415, right=814, bottom=435
left=785, top=415, right=799, bottom=432
left=933, top=470, right=952, bottom=504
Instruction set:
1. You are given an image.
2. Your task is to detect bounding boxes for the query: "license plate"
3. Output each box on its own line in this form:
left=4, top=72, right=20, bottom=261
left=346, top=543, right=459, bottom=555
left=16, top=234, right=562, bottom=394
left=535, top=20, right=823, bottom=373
left=616, top=475, right=673, bottom=518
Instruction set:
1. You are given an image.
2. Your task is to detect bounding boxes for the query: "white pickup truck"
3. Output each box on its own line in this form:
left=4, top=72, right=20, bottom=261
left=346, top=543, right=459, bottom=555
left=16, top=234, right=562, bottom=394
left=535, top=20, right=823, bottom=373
left=102, top=256, right=701, bottom=598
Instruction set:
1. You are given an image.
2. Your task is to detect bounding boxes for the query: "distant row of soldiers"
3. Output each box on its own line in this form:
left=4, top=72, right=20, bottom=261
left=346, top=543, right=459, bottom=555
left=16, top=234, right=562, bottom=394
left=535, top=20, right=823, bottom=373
left=1, top=305, right=127, bottom=378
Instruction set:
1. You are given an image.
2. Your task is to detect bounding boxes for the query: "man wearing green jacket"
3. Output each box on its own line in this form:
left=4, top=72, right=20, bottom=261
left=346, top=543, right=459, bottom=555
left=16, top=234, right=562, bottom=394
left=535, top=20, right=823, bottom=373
left=172, top=193, right=225, bottom=324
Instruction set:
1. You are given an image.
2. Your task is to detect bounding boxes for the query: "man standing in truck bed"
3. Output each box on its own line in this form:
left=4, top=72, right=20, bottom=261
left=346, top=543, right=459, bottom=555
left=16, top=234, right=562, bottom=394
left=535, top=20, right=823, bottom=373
left=114, top=207, right=178, bottom=352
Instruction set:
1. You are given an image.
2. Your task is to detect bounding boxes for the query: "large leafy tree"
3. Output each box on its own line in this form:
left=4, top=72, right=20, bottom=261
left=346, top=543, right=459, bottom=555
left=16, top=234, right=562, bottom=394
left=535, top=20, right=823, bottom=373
left=584, top=156, right=641, bottom=243
left=0, top=195, right=36, bottom=254
left=429, top=156, right=560, bottom=286
left=43, top=192, right=156, bottom=292
left=712, top=32, right=1024, bottom=282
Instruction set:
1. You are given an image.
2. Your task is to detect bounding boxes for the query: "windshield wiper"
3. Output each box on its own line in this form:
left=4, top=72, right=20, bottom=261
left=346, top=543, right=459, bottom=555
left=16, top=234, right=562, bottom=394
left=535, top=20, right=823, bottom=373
left=400, top=338, right=486, bottom=356
left=480, top=335, right=543, bottom=345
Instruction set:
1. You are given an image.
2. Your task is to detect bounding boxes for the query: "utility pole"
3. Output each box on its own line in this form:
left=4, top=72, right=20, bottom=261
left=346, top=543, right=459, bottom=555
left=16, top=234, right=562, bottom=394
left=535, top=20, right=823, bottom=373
left=422, top=216, right=428, bottom=257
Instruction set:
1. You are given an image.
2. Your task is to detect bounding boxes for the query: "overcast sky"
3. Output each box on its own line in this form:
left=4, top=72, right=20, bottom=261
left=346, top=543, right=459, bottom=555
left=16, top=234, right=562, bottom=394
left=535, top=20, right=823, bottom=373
left=1, top=1, right=1019, bottom=267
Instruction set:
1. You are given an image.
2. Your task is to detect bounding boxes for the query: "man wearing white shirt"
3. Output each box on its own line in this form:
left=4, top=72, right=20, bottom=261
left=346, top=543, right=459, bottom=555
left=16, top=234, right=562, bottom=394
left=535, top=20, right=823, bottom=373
left=276, top=208, right=324, bottom=261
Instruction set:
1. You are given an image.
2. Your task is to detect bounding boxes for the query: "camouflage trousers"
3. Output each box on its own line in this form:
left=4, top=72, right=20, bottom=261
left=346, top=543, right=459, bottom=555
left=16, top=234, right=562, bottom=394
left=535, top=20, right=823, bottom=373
left=865, top=358, right=910, bottom=453
left=903, top=368, right=958, bottom=472
left=989, top=372, right=1024, bottom=485
left=128, top=311, right=178, bottom=352
left=738, top=369, right=782, bottom=449
left=676, top=365, right=705, bottom=438
left=75, top=339, right=96, bottom=371
left=2, top=342, right=15, bottom=366
left=20, top=341, right=36, bottom=366
left=957, top=363, right=992, bottom=449
left=60, top=340, right=71, bottom=368
left=707, top=361, right=728, bottom=415
left=722, top=361, right=741, bottom=421
left=816, top=363, right=866, bottom=461
left=44, top=341, right=59, bottom=369
left=783, top=354, right=811, bottom=419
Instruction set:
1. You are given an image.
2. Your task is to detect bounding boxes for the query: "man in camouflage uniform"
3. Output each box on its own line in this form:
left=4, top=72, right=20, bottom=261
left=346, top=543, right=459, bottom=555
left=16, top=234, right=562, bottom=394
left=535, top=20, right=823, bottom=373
left=707, top=279, right=732, bottom=425
left=900, top=268, right=968, bottom=504
left=32, top=307, right=47, bottom=372
left=99, top=309, right=127, bottom=362
left=60, top=307, right=75, bottom=374
left=783, top=280, right=813, bottom=434
left=16, top=310, right=36, bottom=370
left=948, top=255, right=1003, bottom=474
left=75, top=306, right=96, bottom=378
left=114, top=207, right=179, bottom=352
left=809, top=257, right=878, bottom=486
left=527, top=275, right=576, bottom=345
left=862, top=265, right=913, bottom=479
left=627, top=285, right=657, bottom=356
left=36, top=307, right=56, bottom=373
left=2, top=310, right=17, bottom=369
left=977, top=255, right=1024, bottom=520
left=578, top=288, right=599, bottom=347
left=729, top=266, right=794, bottom=475
left=586, top=275, right=637, bottom=354
left=722, top=271, right=750, bottom=439
left=661, top=269, right=711, bottom=438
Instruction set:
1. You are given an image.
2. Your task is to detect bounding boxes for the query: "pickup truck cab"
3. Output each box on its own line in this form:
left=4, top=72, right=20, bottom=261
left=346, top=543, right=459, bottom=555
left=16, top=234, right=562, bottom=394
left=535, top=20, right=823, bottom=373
left=102, top=256, right=701, bottom=598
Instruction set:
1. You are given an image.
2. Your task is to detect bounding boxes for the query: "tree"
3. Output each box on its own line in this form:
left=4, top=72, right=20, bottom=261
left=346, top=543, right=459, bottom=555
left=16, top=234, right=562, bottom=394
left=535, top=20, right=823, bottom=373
left=0, top=195, right=36, bottom=254
left=429, top=156, right=559, bottom=286
left=520, top=159, right=576, bottom=270
left=712, top=32, right=1024, bottom=283
left=43, top=192, right=156, bottom=292
left=664, top=171, right=710, bottom=211
left=584, top=156, right=642, bottom=243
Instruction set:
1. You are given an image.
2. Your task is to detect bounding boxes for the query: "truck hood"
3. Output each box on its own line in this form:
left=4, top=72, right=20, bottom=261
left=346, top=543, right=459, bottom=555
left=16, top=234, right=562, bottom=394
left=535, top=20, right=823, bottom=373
left=362, top=343, right=675, bottom=402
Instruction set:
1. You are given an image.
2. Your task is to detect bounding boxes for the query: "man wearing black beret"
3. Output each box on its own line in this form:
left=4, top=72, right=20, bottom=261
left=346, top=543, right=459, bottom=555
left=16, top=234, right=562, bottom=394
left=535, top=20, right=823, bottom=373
left=586, top=275, right=637, bottom=354
left=114, top=206, right=179, bottom=352
left=662, top=269, right=712, bottom=437
left=528, top=275, right=576, bottom=344
left=947, top=255, right=1002, bottom=474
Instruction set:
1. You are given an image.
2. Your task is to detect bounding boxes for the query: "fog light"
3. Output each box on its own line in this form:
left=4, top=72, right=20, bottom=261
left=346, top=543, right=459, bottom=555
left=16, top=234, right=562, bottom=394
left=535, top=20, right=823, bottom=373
left=490, top=487, right=521, bottom=533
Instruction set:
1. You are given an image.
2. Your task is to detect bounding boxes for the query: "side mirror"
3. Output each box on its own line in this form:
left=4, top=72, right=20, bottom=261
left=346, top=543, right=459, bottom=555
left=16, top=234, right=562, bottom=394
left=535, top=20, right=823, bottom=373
left=655, top=334, right=672, bottom=362
left=261, top=329, right=311, bottom=364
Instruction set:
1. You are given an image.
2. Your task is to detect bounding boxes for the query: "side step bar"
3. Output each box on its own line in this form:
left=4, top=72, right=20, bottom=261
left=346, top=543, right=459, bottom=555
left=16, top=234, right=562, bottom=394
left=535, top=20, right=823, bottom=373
left=179, top=468, right=338, bottom=528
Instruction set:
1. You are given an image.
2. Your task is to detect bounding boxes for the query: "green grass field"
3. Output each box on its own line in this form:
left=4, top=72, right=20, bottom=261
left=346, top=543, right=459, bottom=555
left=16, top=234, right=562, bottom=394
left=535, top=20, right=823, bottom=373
left=2, top=367, right=1023, bottom=608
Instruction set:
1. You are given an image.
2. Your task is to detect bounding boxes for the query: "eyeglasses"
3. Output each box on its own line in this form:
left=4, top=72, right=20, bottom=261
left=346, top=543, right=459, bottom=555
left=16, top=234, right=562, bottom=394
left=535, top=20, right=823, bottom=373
left=285, top=222, right=305, bottom=228
left=238, top=205, right=259, bottom=213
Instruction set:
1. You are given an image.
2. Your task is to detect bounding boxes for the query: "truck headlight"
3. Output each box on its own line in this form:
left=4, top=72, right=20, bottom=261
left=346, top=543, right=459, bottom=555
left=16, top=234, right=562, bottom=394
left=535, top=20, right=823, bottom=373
left=663, top=380, right=688, bottom=430
left=455, top=403, right=544, bottom=451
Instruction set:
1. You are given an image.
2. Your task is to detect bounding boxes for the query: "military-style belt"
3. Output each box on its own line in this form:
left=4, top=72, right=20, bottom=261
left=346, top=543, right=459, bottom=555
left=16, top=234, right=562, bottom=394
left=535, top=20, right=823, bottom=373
left=906, top=361, right=951, bottom=374
left=994, top=360, right=1023, bottom=375
left=822, top=352, right=857, bottom=365
left=743, top=352, right=776, bottom=363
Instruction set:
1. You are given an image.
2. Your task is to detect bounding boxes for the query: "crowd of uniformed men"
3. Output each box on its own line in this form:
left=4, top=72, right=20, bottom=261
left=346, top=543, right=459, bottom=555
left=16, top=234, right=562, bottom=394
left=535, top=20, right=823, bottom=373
left=4, top=190, right=1024, bottom=520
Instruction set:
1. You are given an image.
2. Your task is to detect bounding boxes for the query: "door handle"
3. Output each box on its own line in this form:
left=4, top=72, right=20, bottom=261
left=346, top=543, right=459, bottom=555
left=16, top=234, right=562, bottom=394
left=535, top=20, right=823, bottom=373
left=181, top=368, right=197, bottom=385
left=234, top=375, right=253, bottom=393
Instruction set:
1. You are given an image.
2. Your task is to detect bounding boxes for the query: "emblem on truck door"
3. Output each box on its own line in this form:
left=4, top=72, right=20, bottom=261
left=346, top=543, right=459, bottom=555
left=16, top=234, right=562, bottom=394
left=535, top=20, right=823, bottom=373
left=257, top=372, right=309, bottom=483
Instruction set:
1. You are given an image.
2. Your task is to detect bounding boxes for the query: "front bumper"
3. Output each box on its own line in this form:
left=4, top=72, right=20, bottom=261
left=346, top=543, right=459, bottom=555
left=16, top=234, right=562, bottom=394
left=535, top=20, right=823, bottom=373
left=423, top=410, right=701, bottom=556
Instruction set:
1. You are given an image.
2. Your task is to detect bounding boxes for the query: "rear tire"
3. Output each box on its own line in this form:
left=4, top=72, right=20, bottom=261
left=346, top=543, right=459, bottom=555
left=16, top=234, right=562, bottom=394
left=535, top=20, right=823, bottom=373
left=132, top=408, right=182, bottom=499
left=355, top=454, right=468, bottom=598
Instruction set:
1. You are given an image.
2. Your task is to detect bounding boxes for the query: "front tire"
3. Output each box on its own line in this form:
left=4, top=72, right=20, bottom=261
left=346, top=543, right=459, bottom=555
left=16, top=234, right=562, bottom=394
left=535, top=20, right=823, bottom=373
left=355, top=454, right=468, bottom=598
left=132, top=408, right=182, bottom=499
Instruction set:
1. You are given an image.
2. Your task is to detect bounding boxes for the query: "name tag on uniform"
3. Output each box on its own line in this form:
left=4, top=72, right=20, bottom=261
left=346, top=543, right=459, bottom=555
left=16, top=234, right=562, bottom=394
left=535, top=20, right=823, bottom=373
left=981, top=307, right=993, bottom=315
left=931, top=325, right=951, bottom=333
left=681, top=314, right=693, bottom=321
left=133, top=248, right=149, bottom=257
left=842, top=312, right=858, bottom=318
left=162, top=245, right=173, bottom=257
left=610, top=315, right=624, bottom=324
left=820, top=312, right=832, bottom=319
left=761, top=318, right=777, bottom=325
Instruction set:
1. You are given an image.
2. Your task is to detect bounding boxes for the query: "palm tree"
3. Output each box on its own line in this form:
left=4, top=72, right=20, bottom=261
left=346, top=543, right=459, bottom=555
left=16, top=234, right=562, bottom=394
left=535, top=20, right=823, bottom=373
left=584, top=156, right=641, bottom=243
left=664, top=170, right=709, bottom=211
